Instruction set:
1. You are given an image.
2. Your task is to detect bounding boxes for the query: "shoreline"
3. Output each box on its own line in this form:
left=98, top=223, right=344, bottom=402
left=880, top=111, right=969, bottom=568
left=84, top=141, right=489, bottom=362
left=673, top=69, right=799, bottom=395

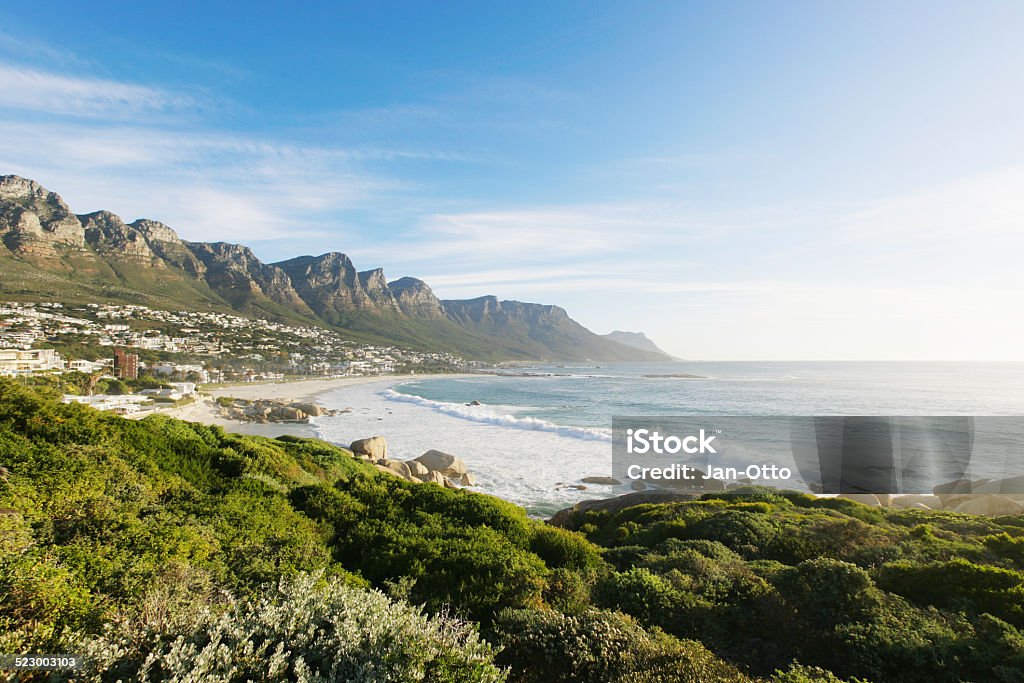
left=144, top=371, right=1024, bottom=518
left=156, top=373, right=466, bottom=439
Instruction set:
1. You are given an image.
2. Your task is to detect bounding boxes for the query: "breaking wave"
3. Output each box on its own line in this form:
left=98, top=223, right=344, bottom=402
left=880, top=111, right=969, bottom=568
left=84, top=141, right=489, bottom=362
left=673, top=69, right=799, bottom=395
left=382, top=389, right=612, bottom=442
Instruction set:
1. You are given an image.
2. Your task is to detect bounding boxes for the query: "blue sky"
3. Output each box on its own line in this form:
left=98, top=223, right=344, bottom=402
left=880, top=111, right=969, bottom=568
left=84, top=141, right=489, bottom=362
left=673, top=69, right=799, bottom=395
left=2, top=1, right=1023, bottom=360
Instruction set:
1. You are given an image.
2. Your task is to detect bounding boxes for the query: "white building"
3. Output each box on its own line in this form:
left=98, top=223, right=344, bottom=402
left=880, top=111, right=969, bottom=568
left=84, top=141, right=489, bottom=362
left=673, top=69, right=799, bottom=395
left=140, top=388, right=183, bottom=400
left=168, top=382, right=197, bottom=396
left=62, top=394, right=153, bottom=414
left=0, top=348, right=64, bottom=375
left=67, top=359, right=107, bottom=373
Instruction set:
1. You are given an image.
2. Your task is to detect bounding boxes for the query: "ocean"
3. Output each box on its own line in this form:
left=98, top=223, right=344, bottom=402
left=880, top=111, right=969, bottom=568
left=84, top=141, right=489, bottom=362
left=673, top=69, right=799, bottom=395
left=313, top=362, right=1024, bottom=516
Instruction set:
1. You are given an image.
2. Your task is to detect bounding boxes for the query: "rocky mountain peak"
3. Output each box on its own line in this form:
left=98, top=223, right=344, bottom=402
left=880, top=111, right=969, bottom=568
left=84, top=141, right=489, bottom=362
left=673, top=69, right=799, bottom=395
left=191, top=241, right=252, bottom=257
left=283, top=252, right=354, bottom=273
left=0, top=175, right=59, bottom=203
left=601, top=330, right=675, bottom=359
left=357, top=268, right=388, bottom=292
left=388, top=276, right=429, bottom=292
left=131, top=219, right=182, bottom=245
left=0, top=175, right=85, bottom=252
left=388, top=277, right=445, bottom=319
left=79, top=210, right=156, bottom=261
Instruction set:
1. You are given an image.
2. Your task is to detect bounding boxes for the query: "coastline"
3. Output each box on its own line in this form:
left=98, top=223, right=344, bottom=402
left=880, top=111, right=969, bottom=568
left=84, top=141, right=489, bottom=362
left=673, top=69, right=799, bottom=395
left=156, top=373, right=463, bottom=439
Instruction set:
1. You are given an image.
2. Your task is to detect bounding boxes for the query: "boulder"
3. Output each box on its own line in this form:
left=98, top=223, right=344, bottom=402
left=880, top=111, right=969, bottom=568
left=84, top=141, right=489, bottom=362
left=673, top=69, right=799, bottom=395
left=293, top=402, right=327, bottom=417
left=460, top=472, right=477, bottom=487
left=581, top=476, right=622, bottom=486
left=406, top=461, right=430, bottom=478
left=935, top=494, right=973, bottom=510
left=415, top=450, right=468, bottom=477
left=380, top=459, right=413, bottom=480
left=891, top=494, right=942, bottom=509
left=426, top=470, right=447, bottom=486
left=374, top=464, right=401, bottom=478
left=271, top=406, right=307, bottom=421
left=443, top=477, right=458, bottom=489
left=953, top=495, right=1024, bottom=517
left=631, top=480, right=647, bottom=492
left=350, top=436, right=387, bottom=461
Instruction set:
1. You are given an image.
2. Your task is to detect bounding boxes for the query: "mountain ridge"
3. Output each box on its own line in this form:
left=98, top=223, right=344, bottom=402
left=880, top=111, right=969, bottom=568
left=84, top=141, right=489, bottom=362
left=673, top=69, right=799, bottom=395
left=601, top=330, right=679, bottom=360
left=0, top=174, right=668, bottom=362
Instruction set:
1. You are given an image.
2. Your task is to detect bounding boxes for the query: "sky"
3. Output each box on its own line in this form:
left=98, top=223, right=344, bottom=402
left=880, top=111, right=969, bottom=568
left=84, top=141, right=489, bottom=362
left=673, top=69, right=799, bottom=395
left=1, top=1, right=1023, bottom=360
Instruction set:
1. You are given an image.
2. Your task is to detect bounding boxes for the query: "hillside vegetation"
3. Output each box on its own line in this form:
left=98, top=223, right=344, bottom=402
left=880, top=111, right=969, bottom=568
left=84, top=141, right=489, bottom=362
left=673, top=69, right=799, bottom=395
left=3, top=379, right=1024, bottom=681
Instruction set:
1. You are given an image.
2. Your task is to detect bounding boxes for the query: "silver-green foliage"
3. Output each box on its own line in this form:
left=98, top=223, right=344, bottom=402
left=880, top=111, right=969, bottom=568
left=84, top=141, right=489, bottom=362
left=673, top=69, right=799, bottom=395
left=78, top=571, right=506, bottom=683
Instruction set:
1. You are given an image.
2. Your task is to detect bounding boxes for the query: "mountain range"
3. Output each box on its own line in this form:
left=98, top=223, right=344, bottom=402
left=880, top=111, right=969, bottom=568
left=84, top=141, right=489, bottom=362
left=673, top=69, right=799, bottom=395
left=0, top=175, right=668, bottom=361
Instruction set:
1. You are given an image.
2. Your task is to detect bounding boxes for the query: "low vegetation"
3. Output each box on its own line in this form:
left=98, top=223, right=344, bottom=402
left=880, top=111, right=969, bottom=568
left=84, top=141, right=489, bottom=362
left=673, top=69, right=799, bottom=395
left=3, top=378, right=1024, bottom=681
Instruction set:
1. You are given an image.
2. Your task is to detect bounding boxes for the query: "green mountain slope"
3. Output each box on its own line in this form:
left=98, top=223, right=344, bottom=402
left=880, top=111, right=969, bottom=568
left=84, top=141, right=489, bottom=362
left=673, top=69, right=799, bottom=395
left=0, top=174, right=667, bottom=361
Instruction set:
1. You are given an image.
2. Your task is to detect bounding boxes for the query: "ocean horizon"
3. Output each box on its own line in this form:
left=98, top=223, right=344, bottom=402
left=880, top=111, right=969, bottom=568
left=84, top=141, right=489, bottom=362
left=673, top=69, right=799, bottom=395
left=313, top=361, right=1024, bottom=515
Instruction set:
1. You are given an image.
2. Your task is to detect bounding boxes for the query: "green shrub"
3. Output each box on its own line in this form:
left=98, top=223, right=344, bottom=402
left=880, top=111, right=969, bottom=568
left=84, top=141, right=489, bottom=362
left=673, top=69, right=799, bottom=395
left=78, top=571, right=505, bottom=682
left=773, top=558, right=877, bottom=626
left=770, top=663, right=865, bottom=682
left=491, top=608, right=751, bottom=683
left=542, top=567, right=594, bottom=613
left=593, top=568, right=700, bottom=629
left=529, top=524, right=603, bottom=570
left=810, top=498, right=885, bottom=524
left=684, top=510, right=778, bottom=554
left=985, top=533, right=1024, bottom=566
left=876, top=559, right=1024, bottom=625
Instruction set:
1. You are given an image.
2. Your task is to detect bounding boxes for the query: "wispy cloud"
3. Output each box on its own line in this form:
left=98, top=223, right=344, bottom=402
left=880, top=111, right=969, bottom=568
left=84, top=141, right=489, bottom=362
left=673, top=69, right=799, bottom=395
left=0, top=58, right=460, bottom=244
left=0, top=64, right=193, bottom=118
left=0, top=127, right=407, bottom=242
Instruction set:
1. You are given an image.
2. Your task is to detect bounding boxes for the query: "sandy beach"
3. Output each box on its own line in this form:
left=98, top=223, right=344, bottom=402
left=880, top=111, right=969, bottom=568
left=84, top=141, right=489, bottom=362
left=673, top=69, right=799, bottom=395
left=155, top=374, right=460, bottom=438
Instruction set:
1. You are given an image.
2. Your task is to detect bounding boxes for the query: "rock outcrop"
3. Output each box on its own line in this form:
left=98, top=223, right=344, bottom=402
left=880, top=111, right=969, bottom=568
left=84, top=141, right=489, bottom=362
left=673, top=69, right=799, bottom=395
left=273, top=253, right=399, bottom=325
left=217, top=397, right=341, bottom=424
left=581, top=476, right=622, bottom=486
left=0, top=175, right=86, bottom=255
left=347, top=440, right=477, bottom=488
left=349, top=436, right=388, bottom=461
left=388, top=277, right=446, bottom=319
left=187, top=242, right=314, bottom=315
left=414, top=450, right=468, bottom=478
left=79, top=211, right=160, bottom=263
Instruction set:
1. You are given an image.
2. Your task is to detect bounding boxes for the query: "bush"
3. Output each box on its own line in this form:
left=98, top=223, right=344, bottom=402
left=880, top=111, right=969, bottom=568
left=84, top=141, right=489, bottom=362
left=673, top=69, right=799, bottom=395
left=593, top=568, right=700, bottom=629
left=770, top=663, right=865, bottom=682
left=773, top=558, right=877, bottom=627
left=491, top=608, right=751, bottom=683
left=529, top=524, right=603, bottom=570
left=875, top=559, right=1024, bottom=625
left=685, top=510, right=778, bottom=554
left=78, top=571, right=505, bottom=682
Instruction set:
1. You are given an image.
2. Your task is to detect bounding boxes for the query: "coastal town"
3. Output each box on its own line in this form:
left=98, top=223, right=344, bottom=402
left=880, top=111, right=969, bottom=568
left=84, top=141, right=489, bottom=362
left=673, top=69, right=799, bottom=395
left=0, top=300, right=472, bottom=414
